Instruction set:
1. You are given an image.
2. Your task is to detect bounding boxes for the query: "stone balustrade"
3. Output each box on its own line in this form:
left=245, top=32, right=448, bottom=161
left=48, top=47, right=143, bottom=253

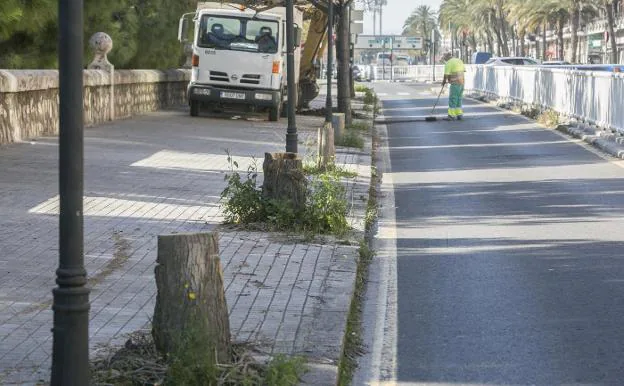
left=0, top=32, right=190, bottom=145
left=0, top=69, right=190, bottom=145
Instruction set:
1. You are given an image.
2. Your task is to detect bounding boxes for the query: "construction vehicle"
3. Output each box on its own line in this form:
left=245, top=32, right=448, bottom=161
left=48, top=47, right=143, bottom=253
left=297, top=8, right=327, bottom=109
left=179, top=2, right=303, bottom=121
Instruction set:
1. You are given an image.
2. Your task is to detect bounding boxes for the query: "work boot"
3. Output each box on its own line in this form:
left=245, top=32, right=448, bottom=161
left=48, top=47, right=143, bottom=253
left=457, top=115, right=463, bottom=121
left=446, top=115, right=456, bottom=121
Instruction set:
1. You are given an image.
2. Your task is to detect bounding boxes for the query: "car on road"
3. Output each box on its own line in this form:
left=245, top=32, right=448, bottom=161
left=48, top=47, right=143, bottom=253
left=352, top=65, right=363, bottom=81
left=485, top=56, right=540, bottom=66
left=542, top=60, right=572, bottom=65
left=472, top=51, right=493, bottom=64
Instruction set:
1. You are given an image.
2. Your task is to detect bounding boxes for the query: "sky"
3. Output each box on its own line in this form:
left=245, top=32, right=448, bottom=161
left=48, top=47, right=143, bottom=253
left=360, top=0, right=443, bottom=36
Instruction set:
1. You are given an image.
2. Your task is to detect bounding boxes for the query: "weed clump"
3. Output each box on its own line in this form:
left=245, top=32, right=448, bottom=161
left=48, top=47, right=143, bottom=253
left=220, top=152, right=351, bottom=237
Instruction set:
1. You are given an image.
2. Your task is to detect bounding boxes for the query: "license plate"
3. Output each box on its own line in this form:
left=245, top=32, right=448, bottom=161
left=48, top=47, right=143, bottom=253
left=221, top=91, right=246, bottom=100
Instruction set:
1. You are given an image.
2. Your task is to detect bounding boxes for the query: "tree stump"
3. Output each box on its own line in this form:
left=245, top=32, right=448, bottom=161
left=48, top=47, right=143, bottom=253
left=317, top=122, right=335, bottom=169
left=262, top=152, right=307, bottom=212
left=152, top=232, right=231, bottom=364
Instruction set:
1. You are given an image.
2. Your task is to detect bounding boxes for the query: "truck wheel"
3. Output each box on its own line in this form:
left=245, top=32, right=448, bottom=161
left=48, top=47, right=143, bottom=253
left=269, top=105, right=280, bottom=122
left=190, top=100, right=200, bottom=117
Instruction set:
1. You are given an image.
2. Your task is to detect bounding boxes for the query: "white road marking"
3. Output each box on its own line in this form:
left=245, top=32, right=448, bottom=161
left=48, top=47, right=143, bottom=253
left=397, top=92, right=410, bottom=96
left=377, top=93, right=389, bottom=96
left=467, top=95, right=624, bottom=169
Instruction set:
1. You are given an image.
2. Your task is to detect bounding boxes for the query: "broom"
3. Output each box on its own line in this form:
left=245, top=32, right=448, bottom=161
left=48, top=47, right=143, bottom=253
left=425, top=84, right=446, bottom=122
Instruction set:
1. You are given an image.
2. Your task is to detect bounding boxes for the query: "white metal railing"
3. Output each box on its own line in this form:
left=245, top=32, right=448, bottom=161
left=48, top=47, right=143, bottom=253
left=465, top=65, right=624, bottom=133
left=366, top=65, right=445, bottom=82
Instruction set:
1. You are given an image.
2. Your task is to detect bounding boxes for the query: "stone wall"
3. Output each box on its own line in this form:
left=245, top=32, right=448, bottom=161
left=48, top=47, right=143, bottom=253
left=0, top=69, right=190, bottom=144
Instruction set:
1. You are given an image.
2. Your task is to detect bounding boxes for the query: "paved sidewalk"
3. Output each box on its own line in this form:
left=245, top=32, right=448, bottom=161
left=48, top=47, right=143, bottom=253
left=0, top=92, right=371, bottom=384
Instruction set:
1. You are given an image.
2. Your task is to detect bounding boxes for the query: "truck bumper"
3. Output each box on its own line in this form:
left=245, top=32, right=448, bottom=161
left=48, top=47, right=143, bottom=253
left=188, top=84, right=280, bottom=108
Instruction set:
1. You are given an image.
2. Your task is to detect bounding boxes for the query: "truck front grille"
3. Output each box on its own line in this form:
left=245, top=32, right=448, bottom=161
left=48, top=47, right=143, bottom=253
left=210, top=71, right=229, bottom=82
left=240, top=74, right=261, bottom=85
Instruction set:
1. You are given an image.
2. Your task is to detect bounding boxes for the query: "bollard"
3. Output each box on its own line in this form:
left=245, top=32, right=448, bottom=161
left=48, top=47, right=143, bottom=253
left=332, top=112, right=345, bottom=144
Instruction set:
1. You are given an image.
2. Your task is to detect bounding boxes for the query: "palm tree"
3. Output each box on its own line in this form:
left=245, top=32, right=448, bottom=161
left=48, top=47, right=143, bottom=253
left=604, top=0, right=619, bottom=63
left=403, top=5, right=437, bottom=59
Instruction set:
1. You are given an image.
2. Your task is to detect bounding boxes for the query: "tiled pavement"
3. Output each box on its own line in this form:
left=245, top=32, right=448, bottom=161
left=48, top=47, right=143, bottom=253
left=0, top=87, right=372, bottom=384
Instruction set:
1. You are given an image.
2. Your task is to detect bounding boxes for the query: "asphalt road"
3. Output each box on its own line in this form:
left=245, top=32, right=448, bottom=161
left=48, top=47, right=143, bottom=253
left=358, top=82, right=624, bottom=385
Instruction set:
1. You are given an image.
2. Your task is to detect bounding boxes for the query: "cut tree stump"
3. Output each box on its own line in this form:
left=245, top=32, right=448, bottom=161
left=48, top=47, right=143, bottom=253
left=262, top=152, right=307, bottom=212
left=317, top=122, right=335, bottom=169
left=152, top=232, right=231, bottom=363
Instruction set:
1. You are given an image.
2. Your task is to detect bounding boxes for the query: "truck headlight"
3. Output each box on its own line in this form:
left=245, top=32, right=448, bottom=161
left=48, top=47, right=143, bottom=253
left=254, top=93, right=273, bottom=101
left=194, top=88, right=211, bottom=96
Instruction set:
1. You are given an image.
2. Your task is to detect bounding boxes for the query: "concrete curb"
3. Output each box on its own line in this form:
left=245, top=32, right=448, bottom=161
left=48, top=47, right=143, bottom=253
left=299, top=103, right=376, bottom=386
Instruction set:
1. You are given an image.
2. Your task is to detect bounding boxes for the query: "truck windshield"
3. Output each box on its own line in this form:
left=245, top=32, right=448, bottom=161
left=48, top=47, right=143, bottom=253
left=198, top=15, right=279, bottom=54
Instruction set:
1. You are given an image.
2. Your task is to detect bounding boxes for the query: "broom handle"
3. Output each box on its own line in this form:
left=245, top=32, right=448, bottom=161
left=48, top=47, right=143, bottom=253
left=431, top=84, right=445, bottom=113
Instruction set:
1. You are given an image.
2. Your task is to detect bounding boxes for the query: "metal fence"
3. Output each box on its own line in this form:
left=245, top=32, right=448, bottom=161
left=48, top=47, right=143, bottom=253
left=364, top=65, right=445, bottom=82
left=465, top=65, right=624, bottom=133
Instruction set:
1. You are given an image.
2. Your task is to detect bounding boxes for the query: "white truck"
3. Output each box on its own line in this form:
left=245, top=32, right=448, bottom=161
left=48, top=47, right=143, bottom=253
left=178, top=2, right=303, bottom=121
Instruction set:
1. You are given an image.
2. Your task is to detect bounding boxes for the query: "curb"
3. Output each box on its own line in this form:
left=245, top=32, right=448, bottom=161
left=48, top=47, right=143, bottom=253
left=299, top=102, right=377, bottom=386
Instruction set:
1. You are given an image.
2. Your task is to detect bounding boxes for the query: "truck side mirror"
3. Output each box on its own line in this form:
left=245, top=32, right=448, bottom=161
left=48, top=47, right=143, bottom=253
left=178, top=17, right=190, bottom=43
left=294, top=25, right=302, bottom=48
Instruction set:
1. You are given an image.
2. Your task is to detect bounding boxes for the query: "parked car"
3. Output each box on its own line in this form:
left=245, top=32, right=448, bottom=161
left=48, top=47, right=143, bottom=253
left=542, top=60, right=572, bottom=65
left=485, top=57, right=540, bottom=66
left=472, top=51, right=493, bottom=64
left=540, top=63, right=624, bottom=72
left=352, top=65, right=363, bottom=81
left=572, top=64, right=624, bottom=72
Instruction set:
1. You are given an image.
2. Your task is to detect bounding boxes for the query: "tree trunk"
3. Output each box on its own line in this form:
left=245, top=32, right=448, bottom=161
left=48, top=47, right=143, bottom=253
left=542, top=22, right=547, bottom=60
left=486, top=29, right=494, bottom=54
left=557, top=16, right=565, bottom=60
left=491, top=12, right=504, bottom=57
left=153, top=232, right=231, bottom=363
left=606, top=0, right=619, bottom=63
left=373, top=7, right=377, bottom=36
left=423, top=26, right=429, bottom=60
left=520, top=31, right=526, bottom=57
left=498, top=2, right=510, bottom=56
left=262, top=152, right=307, bottom=212
left=570, top=5, right=580, bottom=63
left=337, top=2, right=352, bottom=125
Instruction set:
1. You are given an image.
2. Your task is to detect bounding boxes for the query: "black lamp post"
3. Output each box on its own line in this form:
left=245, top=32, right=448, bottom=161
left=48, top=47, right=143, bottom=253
left=325, top=0, right=334, bottom=124
left=285, top=0, right=298, bottom=153
left=51, top=0, right=91, bottom=384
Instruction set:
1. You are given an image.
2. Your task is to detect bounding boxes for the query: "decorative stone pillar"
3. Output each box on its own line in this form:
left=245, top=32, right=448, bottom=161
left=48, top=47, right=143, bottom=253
left=88, top=32, right=115, bottom=120
left=87, top=32, right=113, bottom=71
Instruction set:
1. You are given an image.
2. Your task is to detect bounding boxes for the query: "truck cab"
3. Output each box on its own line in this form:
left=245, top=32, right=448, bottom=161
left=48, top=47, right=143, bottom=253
left=179, top=3, right=302, bottom=121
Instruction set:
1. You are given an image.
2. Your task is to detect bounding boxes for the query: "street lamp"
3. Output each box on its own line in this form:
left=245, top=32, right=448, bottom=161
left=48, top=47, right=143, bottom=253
left=325, top=0, right=334, bottom=124
left=51, top=1, right=91, bottom=385
left=285, top=0, right=298, bottom=153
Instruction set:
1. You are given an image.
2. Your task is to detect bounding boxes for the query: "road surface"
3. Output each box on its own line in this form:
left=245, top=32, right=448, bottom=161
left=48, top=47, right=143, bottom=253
left=356, top=82, right=624, bottom=385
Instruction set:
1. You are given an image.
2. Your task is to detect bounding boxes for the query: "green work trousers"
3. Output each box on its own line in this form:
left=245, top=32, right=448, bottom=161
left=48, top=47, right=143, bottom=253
left=448, top=83, right=464, bottom=117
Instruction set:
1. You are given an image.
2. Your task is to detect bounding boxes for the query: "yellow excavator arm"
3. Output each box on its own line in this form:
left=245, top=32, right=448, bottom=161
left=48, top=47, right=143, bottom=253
left=297, top=7, right=327, bottom=109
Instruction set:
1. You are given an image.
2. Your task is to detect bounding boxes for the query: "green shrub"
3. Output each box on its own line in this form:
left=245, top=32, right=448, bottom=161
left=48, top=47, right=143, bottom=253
left=220, top=151, right=350, bottom=236
left=349, top=121, right=370, bottom=132
left=354, top=84, right=369, bottom=93
left=304, top=173, right=349, bottom=236
left=220, top=153, right=265, bottom=224
left=537, top=109, right=560, bottom=128
left=363, top=89, right=376, bottom=105
left=336, top=131, right=365, bottom=149
left=264, top=355, right=307, bottom=386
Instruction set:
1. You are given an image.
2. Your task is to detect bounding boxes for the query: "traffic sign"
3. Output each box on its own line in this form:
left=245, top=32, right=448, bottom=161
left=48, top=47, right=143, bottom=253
left=354, top=35, right=422, bottom=50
